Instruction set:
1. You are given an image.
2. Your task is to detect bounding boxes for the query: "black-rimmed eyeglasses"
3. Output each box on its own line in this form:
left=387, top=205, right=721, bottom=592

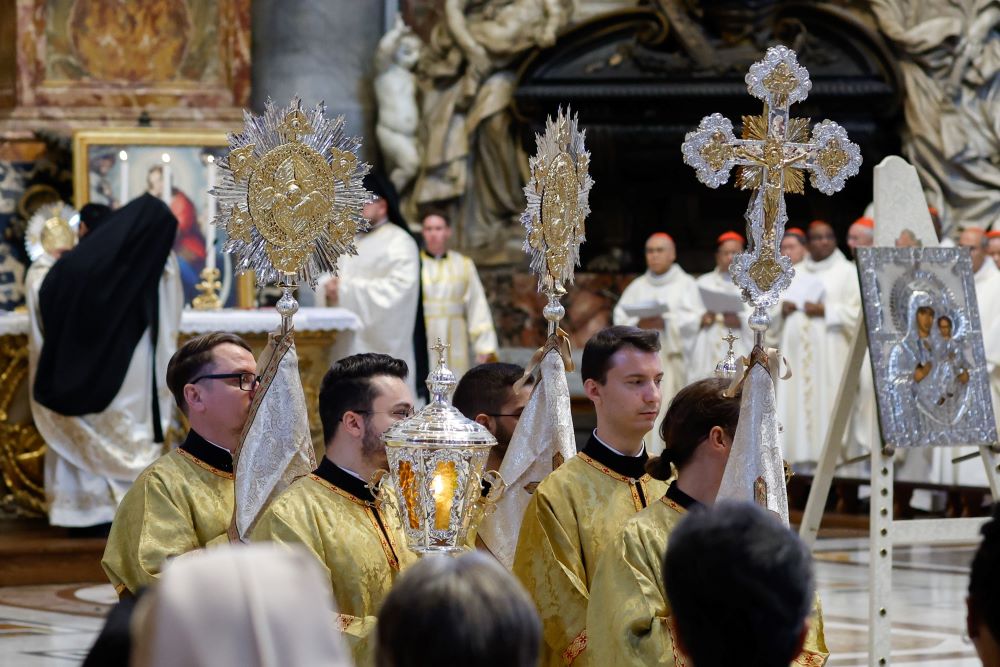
left=191, top=372, right=259, bottom=392
left=354, top=407, right=416, bottom=421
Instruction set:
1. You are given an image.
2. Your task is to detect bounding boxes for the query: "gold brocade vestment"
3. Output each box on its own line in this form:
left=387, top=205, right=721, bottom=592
left=587, top=484, right=830, bottom=666
left=512, top=434, right=668, bottom=666
left=251, top=458, right=416, bottom=667
left=101, top=431, right=235, bottom=597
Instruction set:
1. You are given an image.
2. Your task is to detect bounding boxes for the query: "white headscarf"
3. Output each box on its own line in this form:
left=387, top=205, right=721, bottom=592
left=131, top=544, right=350, bottom=667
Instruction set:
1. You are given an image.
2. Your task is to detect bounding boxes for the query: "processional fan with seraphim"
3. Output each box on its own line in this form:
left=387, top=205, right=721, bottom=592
left=212, top=98, right=373, bottom=541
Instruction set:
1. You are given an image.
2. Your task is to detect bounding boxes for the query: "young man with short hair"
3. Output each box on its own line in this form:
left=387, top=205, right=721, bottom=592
left=613, top=232, right=703, bottom=451
left=452, top=362, right=533, bottom=472
left=664, top=502, right=817, bottom=667
left=101, top=332, right=257, bottom=598
left=252, top=353, right=417, bottom=667
left=512, top=326, right=668, bottom=666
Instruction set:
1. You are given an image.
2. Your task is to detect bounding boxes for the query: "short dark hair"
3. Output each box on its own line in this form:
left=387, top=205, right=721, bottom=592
left=646, top=377, right=741, bottom=480
left=375, top=552, right=541, bottom=667
left=664, top=502, right=814, bottom=667
left=580, top=326, right=660, bottom=384
left=166, top=333, right=252, bottom=414
left=421, top=209, right=451, bottom=227
left=319, top=353, right=408, bottom=443
left=969, top=504, right=1000, bottom=646
left=452, top=363, right=531, bottom=419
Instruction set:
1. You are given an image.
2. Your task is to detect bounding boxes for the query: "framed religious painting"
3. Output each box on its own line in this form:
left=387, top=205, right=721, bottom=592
left=72, top=128, right=252, bottom=307
left=857, top=246, right=998, bottom=449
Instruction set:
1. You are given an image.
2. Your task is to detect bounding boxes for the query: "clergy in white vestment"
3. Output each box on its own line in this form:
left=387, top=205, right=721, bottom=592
left=946, top=227, right=1000, bottom=487
left=772, top=228, right=829, bottom=467
left=613, top=232, right=702, bottom=453
left=28, top=197, right=182, bottom=529
left=316, top=174, right=424, bottom=396
left=801, top=220, right=864, bottom=460
left=843, top=217, right=878, bottom=472
left=690, top=231, right=752, bottom=379
left=419, top=212, right=498, bottom=377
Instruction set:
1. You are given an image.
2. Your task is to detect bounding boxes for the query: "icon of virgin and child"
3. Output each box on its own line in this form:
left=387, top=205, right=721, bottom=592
left=887, top=289, right=973, bottom=438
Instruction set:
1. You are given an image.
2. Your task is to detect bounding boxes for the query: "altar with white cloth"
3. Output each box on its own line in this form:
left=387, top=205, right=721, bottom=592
left=0, top=307, right=360, bottom=518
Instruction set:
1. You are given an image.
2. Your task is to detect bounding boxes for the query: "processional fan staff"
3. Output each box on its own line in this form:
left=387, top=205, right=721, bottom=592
left=680, top=45, right=861, bottom=519
left=211, top=97, right=372, bottom=542
left=472, top=107, right=592, bottom=567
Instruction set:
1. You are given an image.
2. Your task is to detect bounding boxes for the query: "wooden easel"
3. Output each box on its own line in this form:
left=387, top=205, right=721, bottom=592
left=798, top=318, right=1000, bottom=665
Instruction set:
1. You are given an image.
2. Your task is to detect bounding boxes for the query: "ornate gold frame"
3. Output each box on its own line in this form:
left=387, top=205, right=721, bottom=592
left=72, top=128, right=255, bottom=307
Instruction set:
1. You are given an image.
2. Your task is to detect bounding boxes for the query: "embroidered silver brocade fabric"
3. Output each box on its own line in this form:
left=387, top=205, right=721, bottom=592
left=234, top=338, right=317, bottom=540
left=479, top=350, right=576, bottom=569
left=716, top=364, right=790, bottom=526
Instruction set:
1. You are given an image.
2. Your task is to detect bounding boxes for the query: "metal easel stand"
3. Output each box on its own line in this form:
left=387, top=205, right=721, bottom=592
left=798, top=319, right=1000, bottom=666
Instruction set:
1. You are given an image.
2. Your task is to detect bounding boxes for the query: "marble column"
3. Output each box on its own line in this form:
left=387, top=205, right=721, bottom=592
left=252, top=0, right=389, bottom=161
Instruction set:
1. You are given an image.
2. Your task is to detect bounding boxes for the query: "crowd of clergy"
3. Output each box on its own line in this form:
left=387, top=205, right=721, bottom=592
left=24, top=176, right=1000, bottom=666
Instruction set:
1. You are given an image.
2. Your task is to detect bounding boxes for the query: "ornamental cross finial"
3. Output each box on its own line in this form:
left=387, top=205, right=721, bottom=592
left=681, top=46, right=861, bottom=330
left=432, top=338, right=450, bottom=366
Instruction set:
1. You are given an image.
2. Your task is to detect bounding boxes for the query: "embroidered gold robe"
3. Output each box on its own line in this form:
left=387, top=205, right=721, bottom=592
left=587, top=487, right=830, bottom=666
left=512, top=435, right=668, bottom=666
left=251, top=459, right=417, bottom=667
left=421, top=249, right=498, bottom=377
left=101, top=431, right=234, bottom=597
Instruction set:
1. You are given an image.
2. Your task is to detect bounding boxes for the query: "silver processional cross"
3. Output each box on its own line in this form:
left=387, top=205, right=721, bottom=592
left=681, top=45, right=862, bottom=347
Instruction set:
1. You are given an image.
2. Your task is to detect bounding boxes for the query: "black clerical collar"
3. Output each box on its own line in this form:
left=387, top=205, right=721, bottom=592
left=314, top=458, right=375, bottom=503
left=582, top=433, right=648, bottom=480
left=665, top=481, right=702, bottom=510
left=179, top=430, right=233, bottom=474
left=421, top=249, right=448, bottom=260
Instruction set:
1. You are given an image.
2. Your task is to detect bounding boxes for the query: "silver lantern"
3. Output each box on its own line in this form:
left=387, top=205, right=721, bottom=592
left=378, top=341, right=504, bottom=554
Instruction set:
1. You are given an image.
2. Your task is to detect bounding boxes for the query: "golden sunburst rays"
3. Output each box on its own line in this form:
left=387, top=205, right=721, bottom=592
left=735, top=115, right=809, bottom=195
left=521, top=107, right=593, bottom=295
left=213, top=97, right=371, bottom=287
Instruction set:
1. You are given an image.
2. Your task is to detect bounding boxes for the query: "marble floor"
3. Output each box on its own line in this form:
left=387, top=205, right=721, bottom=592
left=0, top=538, right=981, bottom=666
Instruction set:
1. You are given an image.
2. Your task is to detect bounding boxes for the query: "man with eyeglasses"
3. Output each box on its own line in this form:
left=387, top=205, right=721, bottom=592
left=252, top=352, right=417, bottom=666
left=452, top=362, right=533, bottom=473
left=101, top=332, right=258, bottom=598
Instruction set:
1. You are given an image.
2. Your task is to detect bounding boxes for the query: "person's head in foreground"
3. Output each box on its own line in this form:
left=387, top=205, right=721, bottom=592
left=645, top=378, right=740, bottom=503
left=664, top=502, right=814, bottom=667
left=452, top=362, right=533, bottom=471
left=319, top=352, right=414, bottom=479
left=165, top=332, right=257, bottom=451
left=581, top=325, right=662, bottom=452
left=131, top=544, right=350, bottom=667
left=375, top=551, right=542, bottom=667
left=967, top=503, right=1000, bottom=667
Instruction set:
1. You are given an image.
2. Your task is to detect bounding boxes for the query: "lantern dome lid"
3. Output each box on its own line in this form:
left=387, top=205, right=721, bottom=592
left=382, top=339, right=497, bottom=448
